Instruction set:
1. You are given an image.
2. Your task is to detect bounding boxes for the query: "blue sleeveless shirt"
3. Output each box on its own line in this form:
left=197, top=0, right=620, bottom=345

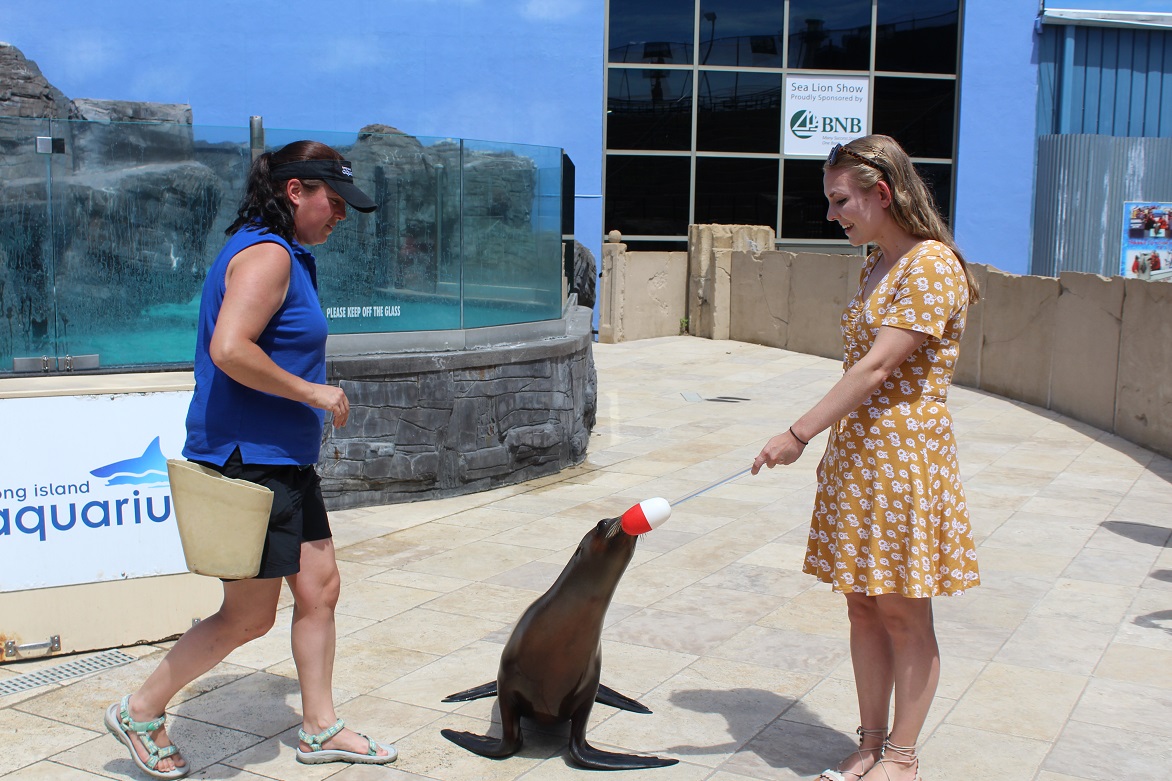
left=183, top=224, right=328, bottom=466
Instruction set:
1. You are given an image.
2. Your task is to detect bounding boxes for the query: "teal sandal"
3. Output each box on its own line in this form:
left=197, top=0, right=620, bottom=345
left=104, top=694, right=187, bottom=779
left=295, top=718, right=398, bottom=765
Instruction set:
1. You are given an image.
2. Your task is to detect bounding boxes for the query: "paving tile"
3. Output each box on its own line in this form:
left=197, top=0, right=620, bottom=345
left=1044, top=720, right=1167, bottom=780
left=1093, top=642, right=1172, bottom=688
left=0, top=709, right=98, bottom=776
left=649, top=584, right=784, bottom=625
left=421, top=582, right=542, bottom=625
left=332, top=580, right=444, bottom=622
left=1069, top=678, right=1172, bottom=738
left=11, top=338, right=1172, bottom=781
left=403, top=542, right=545, bottom=581
left=755, top=588, right=849, bottom=640
left=943, top=662, right=1086, bottom=741
left=1061, top=547, right=1161, bottom=587
left=367, top=641, right=503, bottom=712
left=979, top=512, right=1099, bottom=558
left=263, top=636, right=438, bottom=698
left=595, top=640, right=698, bottom=698
left=175, top=672, right=305, bottom=738
left=13, top=655, right=253, bottom=733
left=919, top=722, right=1050, bottom=781
left=605, top=608, right=747, bottom=657
left=190, top=765, right=276, bottom=780
left=613, top=564, right=708, bottom=607
left=0, top=761, right=111, bottom=780
left=718, top=719, right=853, bottom=780
left=995, top=616, right=1114, bottom=675
left=54, top=713, right=261, bottom=779
left=380, top=711, right=554, bottom=780
left=1031, top=578, right=1134, bottom=626
left=697, top=563, right=811, bottom=599
left=349, top=608, right=503, bottom=657
left=932, top=589, right=1037, bottom=630
left=710, top=625, right=847, bottom=676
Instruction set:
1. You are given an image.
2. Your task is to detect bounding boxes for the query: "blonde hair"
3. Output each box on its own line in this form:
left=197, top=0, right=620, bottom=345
left=824, top=134, right=980, bottom=302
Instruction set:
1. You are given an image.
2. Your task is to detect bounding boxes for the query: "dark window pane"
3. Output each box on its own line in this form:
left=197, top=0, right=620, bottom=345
left=608, top=68, right=694, bottom=150
left=872, top=77, right=956, bottom=159
left=694, top=157, right=778, bottom=227
left=876, top=0, right=959, bottom=74
left=609, top=0, right=696, bottom=64
left=913, top=162, right=953, bottom=227
left=606, top=155, right=691, bottom=236
left=697, top=71, right=782, bottom=153
left=787, top=0, right=871, bottom=71
left=698, top=0, right=784, bottom=67
left=781, top=158, right=840, bottom=239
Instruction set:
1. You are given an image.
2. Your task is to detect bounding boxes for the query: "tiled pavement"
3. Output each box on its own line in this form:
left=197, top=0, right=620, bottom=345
left=2, top=336, right=1170, bottom=781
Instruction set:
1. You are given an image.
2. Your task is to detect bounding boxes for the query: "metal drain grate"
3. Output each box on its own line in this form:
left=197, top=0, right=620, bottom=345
left=0, top=649, right=137, bottom=696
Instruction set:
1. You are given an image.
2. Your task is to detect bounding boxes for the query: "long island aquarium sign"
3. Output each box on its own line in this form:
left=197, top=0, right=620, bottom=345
left=0, top=392, right=192, bottom=592
left=784, top=75, right=870, bottom=157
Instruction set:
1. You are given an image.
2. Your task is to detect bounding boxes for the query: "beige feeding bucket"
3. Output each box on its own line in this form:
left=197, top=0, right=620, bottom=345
left=167, top=459, right=274, bottom=579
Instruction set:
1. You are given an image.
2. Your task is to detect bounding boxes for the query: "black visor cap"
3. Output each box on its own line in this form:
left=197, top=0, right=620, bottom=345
left=271, top=159, right=377, bottom=213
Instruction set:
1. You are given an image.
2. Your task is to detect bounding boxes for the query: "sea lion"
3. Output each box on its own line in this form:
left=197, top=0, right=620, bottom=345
left=440, top=512, right=678, bottom=770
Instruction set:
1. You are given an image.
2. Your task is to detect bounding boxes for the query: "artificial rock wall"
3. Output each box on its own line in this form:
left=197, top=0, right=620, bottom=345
left=317, top=307, right=597, bottom=510
left=600, top=224, right=1172, bottom=459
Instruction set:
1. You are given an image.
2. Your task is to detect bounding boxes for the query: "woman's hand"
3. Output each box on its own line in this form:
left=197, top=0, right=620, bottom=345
left=308, top=383, right=350, bottom=428
left=752, top=429, right=806, bottom=474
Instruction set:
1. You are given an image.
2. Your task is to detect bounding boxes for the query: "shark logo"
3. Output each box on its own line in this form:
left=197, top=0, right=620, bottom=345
left=90, top=436, right=170, bottom=487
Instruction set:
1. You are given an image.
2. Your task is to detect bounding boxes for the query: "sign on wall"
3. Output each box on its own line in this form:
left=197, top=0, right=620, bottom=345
left=784, top=75, right=870, bottom=158
left=1120, top=201, right=1172, bottom=281
left=0, top=392, right=193, bottom=593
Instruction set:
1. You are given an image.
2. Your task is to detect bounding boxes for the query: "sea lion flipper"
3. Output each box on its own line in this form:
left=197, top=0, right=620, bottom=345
left=567, top=728, right=679, bottom=769
left=568, top=699, right=679, bottom=770
left=440, top=728, right=522, bottom=758
left=595, top=684, right=653, bottom=714
left=442, top=681, right=498, bottom=702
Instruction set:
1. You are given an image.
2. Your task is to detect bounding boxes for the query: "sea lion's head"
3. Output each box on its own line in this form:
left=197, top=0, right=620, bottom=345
left=568, top=516, right=638, bottom=584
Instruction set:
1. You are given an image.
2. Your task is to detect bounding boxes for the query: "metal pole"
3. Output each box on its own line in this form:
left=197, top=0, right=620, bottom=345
left=249, top=116, right=264, bottom=162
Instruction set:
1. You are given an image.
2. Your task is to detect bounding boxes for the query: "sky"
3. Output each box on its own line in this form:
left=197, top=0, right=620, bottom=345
left=4, top=0, right=604, bottom=252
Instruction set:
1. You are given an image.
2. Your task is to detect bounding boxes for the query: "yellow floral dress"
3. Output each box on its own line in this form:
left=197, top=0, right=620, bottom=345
left=804, top=240, right=980, bottom=597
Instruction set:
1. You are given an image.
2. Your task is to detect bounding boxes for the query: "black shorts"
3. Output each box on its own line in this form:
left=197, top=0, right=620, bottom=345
left=195, top=448, right=332, bottom=580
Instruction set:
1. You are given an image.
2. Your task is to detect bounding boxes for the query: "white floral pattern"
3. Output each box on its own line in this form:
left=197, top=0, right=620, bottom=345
left=804, top=240, right=980, bottom=597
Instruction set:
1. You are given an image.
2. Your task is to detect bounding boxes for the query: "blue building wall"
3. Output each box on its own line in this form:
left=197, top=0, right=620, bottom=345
left=953, top=0, right=1041, bottom=275
left=1, top=0, right=604, bottom=263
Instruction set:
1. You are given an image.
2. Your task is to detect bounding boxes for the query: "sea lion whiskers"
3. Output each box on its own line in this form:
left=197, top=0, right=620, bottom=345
left=604, top=516, right=625, bottom=540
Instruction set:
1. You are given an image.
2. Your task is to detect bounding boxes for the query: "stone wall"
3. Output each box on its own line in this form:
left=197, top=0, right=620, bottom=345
left=601, top=224, right=1172, bottom=459
left=318, top=306, right=596, bottom=509
left=598, top=233, right=687, bottom=342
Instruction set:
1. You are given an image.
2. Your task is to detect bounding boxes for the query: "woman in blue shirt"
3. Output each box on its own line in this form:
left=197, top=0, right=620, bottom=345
left=106, top=141, right=396, bottom=778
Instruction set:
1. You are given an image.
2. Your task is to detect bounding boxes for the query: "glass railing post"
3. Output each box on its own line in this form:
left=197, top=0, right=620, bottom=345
left=458, top=140, right=465, bottom=331
left=249, top=116, right=264, bottom=162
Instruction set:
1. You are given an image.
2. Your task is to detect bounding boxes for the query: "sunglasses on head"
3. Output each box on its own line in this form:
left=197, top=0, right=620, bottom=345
left=827, top=143, right=885, bottom=175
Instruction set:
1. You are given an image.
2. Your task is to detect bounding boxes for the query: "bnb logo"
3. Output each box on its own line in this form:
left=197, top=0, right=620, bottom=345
left=790, top=109, right=818, bottom=139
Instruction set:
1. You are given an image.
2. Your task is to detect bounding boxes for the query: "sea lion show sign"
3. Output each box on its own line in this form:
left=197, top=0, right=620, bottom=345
left=784, top=75, right=870, bottom=157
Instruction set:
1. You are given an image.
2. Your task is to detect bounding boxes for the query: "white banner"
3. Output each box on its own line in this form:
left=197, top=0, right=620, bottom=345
left=0, top=392, right=193, bottom=592
left=784, top=75, right=870, bottom=157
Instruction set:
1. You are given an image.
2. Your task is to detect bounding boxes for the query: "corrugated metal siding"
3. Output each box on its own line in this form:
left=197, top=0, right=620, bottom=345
left=1033, top=134, right=1172, bottom=276
left=1038, top=25, right=1172, bottom=137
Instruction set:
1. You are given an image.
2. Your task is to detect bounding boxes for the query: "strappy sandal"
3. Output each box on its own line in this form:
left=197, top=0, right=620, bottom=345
left=818, top=726, right=887, bottom=781
left=869, top=738, right=922, bottom=781
left=104, top=694, right=187, bottom=780
left=295, top=718, right=398, bottom=765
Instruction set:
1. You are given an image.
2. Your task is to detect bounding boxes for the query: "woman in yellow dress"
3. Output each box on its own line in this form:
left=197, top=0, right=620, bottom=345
left=752, top=135, right=980, bottom=781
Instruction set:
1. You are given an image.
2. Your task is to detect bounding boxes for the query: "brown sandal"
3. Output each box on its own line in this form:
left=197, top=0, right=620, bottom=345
left=869, top=738, right=921, bottom=781
left=818, top=726, right=887, bottom=781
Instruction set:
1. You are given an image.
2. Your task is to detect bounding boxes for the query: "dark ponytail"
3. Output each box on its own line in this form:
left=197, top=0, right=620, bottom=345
left=226, top=140, right=344, bottom=243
